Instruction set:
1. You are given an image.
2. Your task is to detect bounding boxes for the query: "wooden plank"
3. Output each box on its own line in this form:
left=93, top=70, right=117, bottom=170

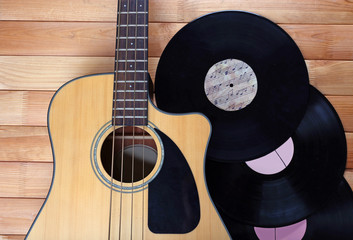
left=327, top=96, right=353, bottom=133
left=1, top=57, right=353, bottom=95
left=0, top=22, right=116, bottom=57
left=0, top=162, right=52, bottom=198
left=1, top=91, right=353, bottom=131
left=0, top=126, right=51, bottom=162
left=348, top=133, right=353, bottom=169
left=283, top=24, right=353, bottom=60
left=1, top=0, right=353, bottom=24
left=0, top=91, right=53, bottom=126
left=0, top=235, right=25, bottom=240
left=151, top=0, right=353, bottom=24
left=306, top=60, right=353, bottom=95
left=1, top=22, right=353, bottom=60
left=0, top=198, right=43, bottom=235
left=0, top=56, right=158, bottom=91
left=344, top=169, right=353, bottom=190
left=0, top=56, right=114, bottom=91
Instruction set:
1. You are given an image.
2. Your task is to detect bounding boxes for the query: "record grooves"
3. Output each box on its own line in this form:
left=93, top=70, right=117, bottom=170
left=217, top=179, right=353, bottom=240
left=206, top=86, right=347, bottom=227
left=155, top=11, right=310, bottom=162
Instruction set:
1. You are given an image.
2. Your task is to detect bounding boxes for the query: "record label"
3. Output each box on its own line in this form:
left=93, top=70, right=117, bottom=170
left=204, top=58, right=258, bottom=111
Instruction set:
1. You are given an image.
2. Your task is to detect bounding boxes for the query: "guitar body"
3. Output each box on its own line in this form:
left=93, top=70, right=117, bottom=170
left=26, top=73, right=230, bottom=240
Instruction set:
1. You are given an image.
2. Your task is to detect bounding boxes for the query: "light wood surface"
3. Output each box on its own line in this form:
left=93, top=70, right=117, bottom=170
left=1, top=57, right=353, bottom=96
left=1, top=0, right=353, bottom=24
left=1, top=22, right=353, bottom=60
left=0, top=0, right=353, bottom=238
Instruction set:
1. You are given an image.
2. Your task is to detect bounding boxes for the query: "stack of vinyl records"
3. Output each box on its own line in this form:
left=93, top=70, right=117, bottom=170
left=154, top=11, right=353, bottom=239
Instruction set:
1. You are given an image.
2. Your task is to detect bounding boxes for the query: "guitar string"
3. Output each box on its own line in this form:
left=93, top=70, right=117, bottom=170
left=108, top=0, right=123, bottom=238
left=130, top=0, right=139, bottom=238
left=118, top=0, right=131, bottom=239
left=142, top=1, right=148, bottom=239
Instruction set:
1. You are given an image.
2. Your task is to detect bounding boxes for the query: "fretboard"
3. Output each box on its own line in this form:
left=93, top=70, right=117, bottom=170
left=113, top=0, right=148, bottom=126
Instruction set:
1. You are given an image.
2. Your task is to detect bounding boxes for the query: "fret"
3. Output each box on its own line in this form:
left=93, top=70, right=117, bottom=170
left=116, top=70, right=147, bottom=73
left=116, top=28, right=148, bottom=38
left=114, top=99, right=147, bottom=102
left=114, top=80, right=146, bottom=83
left=117, top=48, right=147, bottom=51
left=118, top=36, right=147, bottom=39
left=116, top=14, right=148, bottom=26
left=117, top=39, right=147, bottom=49
left=117, top=51, right=147, bottom=61
left=113, top=93, right=147, bottom=99
left=113, top=116, right=146, bottom=119
left=114, top=101, right=147, bottom=109
left=114, top=80, right=147, bottom=87
left=115, top=108, right=147, bottom=110
left=119, top=12, right=148, bottom=14
left=117, top=60, right=147, bottom=62
left=115, top=109, right=147, bottom=116
left=114, top=73, right=147, bottom=81
left=114, top=90, right=147, bottom=93
left=119, top=24, right=148, bottom=27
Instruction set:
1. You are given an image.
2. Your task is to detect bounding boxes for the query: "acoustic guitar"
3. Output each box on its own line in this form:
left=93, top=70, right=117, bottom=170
left=25, top=0, right=229, bottom=239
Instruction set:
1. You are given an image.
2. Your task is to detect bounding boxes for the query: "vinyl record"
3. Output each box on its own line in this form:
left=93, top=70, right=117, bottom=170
left=155, top=11, right=309, bottom=162
left=205, top=86, right=347, bottom=227
left=217, top=179, right=353, bottom=240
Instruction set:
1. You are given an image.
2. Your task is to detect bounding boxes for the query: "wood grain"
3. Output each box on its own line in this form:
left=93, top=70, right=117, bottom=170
left=327, top=96, right=353, bottom=133
left=0, top=22, right=115, bottom=57
left=0, top=126, right=51, bottom=162
left=0, top=91, right=53, bottom=126
left=1, top=57, right=353, bottom=96
left=0, top=56, right=114, bottom=91
left=1, top=22, right=353, bottom=60
left=0, top=235, right=25, bottom=240
left=348, top=133, right=353, bottom=169
left=0, top=162, right=52, bottom=198
left=306, top=60, right=353, bottom=95
left=0, top=198, right=43, bottom=235
left=1, top=0, right=353, bottom=24
left=283, top=24, right=353, bottom=60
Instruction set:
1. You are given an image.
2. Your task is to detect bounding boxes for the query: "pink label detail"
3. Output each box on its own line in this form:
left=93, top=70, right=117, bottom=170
left=246, top=138, right=294, bottom=175
left=254, top=219, right=307, bottom=240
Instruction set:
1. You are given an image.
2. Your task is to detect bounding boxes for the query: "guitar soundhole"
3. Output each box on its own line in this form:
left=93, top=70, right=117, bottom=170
left=100, top=126, right=158, bottom=183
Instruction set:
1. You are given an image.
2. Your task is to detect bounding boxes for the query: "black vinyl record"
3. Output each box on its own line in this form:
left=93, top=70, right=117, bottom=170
left=155, top=11, right=309, bottom=162
left=205, top=86, right=347, bottom=227
left=217, top=179, right=353, bottom=240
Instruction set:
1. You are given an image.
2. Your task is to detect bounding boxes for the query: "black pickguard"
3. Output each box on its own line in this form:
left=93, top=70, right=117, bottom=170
left=148, top=128, right=200, bottom=233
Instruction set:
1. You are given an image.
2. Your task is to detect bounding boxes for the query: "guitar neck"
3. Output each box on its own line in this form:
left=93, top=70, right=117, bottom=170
left=113, top=0, right=149, bottom=126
